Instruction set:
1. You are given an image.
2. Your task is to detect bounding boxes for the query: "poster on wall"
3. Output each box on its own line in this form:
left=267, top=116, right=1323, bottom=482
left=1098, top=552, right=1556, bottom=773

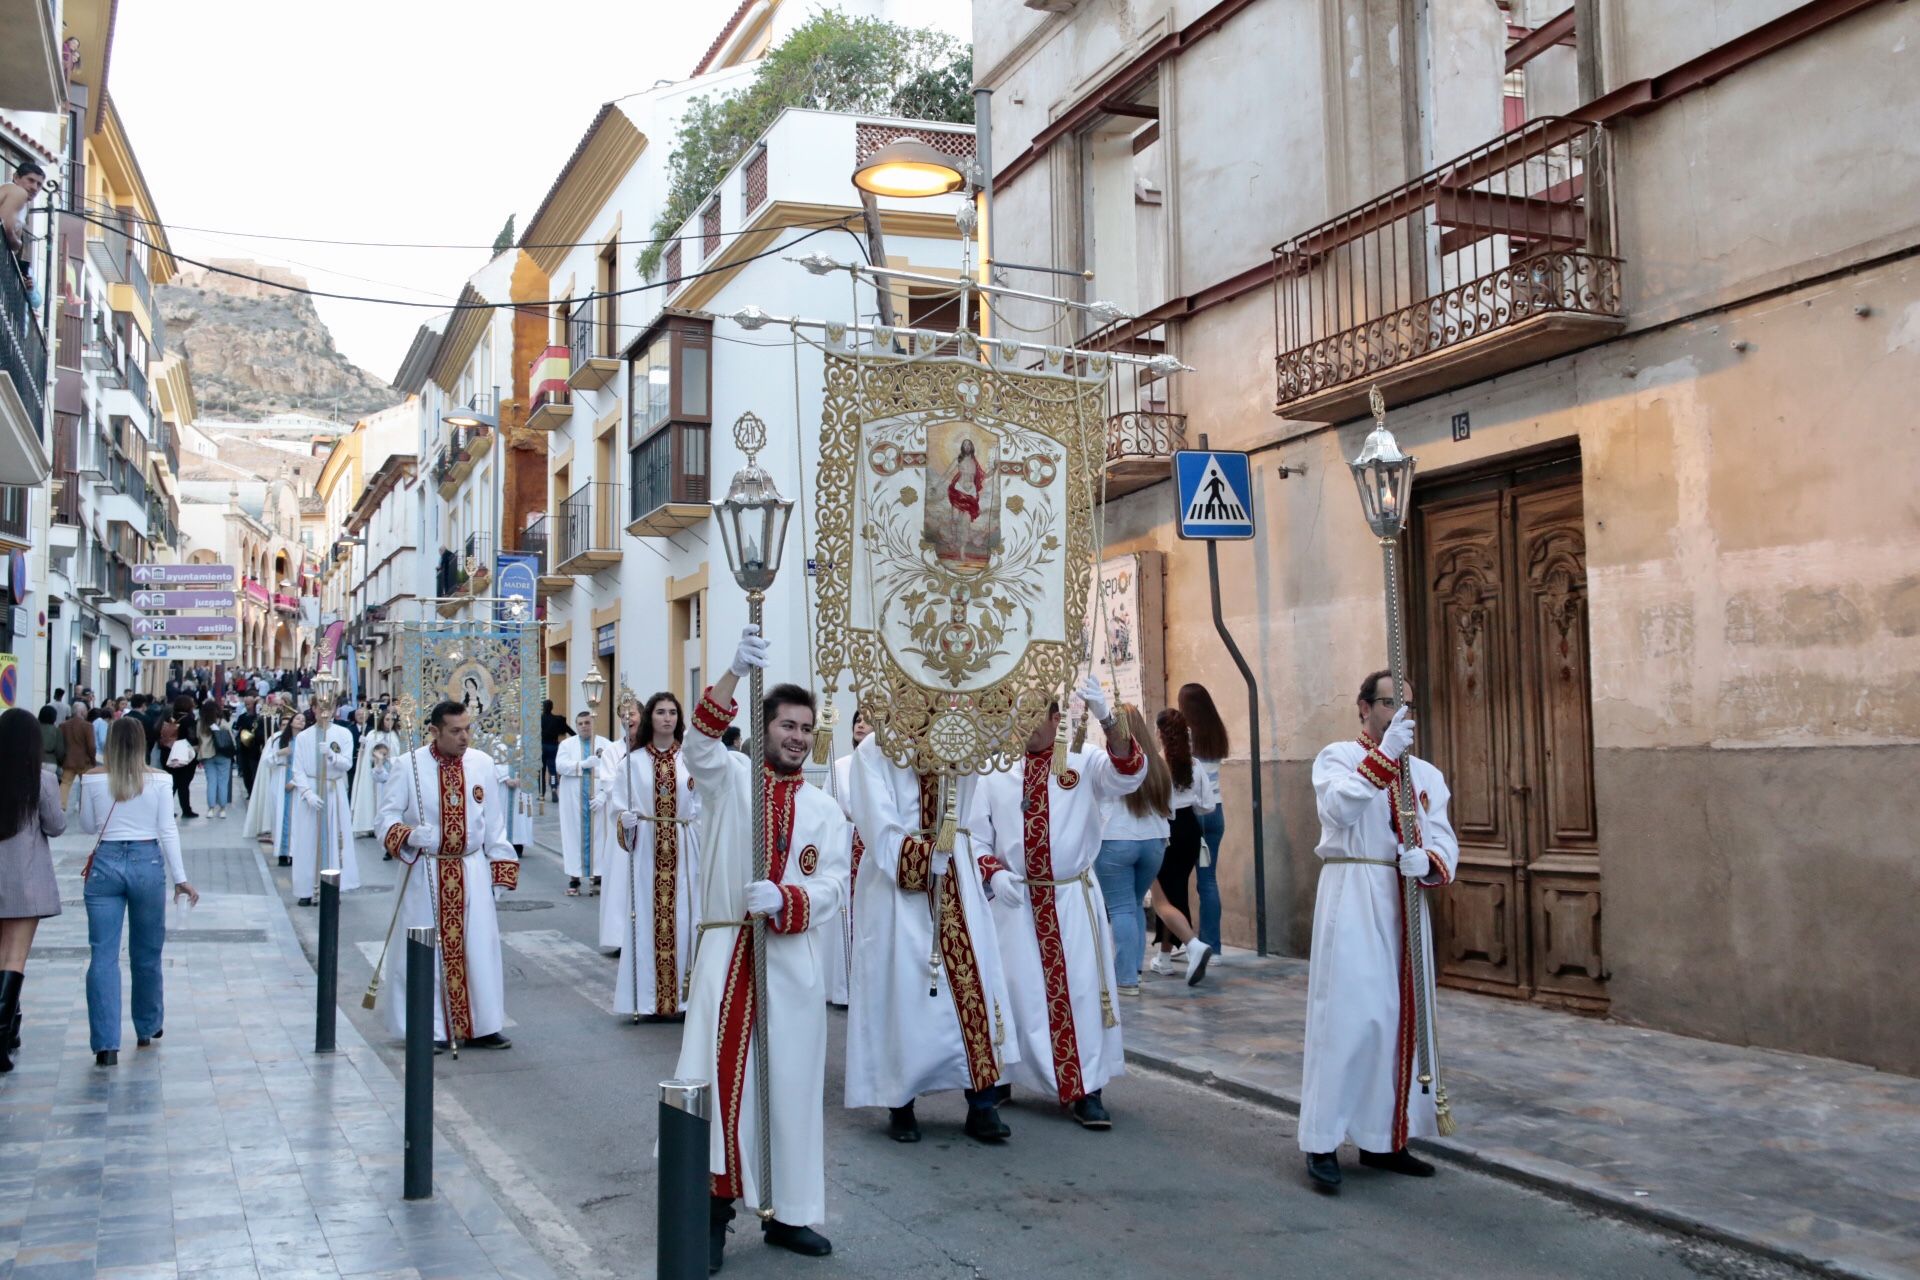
left=1072, top=551, right=1165, bottom=721
left=0, top=653, right=16, bottom=708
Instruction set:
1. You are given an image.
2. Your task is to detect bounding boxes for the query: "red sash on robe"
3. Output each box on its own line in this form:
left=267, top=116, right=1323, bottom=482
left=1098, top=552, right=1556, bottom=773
left=1020, top=751, right=1086, bottom=1106
left=648, top=744, right=682, bottom=1015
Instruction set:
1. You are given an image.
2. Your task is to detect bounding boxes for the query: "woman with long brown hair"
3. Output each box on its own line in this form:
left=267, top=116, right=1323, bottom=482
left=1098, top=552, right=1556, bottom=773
left=1178, top=683, right=1231, bottom=954
left=1148, top=708, right=1217, bottom=984
left=606, top=691, right=698, bottom=1019
left=1093, top=705, right=1173, bottom=995
left=0, top=707, right=65, bottom=1072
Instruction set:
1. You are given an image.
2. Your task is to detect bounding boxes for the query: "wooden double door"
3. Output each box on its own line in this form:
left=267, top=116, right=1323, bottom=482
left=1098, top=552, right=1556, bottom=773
left=1411, top=452, right=1607, bottom=1011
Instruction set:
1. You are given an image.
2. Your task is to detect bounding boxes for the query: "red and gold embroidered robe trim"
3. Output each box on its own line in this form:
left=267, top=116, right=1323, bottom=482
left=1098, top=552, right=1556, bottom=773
left=1021, top=750, right=1085, bottom=1106
left=1358, top=730, right=1431, bottom=1147
left=431, top=748, right=475, bottom=1043
left=896, top=774, right=940, bottom=893
left=383, top=823, right=414, bottom=860
left=649, top=744, right=682, bottom=1012
left=710, top=768, right=805, bottom=1198
left=1109, top=739, right=1144, bottom=774
left=692, top=688, right=735, bottom=739
left=491, top=859, right=518, bottom=890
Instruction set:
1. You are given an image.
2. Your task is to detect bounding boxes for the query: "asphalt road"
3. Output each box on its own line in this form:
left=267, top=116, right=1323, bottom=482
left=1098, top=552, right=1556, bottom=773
left=233, top=797, right=1808, bottom=1280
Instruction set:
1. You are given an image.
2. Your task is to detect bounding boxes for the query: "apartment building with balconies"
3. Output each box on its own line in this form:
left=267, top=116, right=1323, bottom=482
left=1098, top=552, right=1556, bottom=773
left=977, top=0, right=1920, bottom=1074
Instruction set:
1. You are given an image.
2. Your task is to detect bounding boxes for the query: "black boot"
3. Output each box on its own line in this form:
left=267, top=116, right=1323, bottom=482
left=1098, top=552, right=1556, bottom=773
left=1306, top=1151, right=1343, bottom=1192
left=0, top=970, right=21, bottom=1072
left=709, top=1196, right=735, bottom=1274
left=1070, top=1090, right=1111, bottom=1130
left=887, top=1102, right=921, bottom=1143
left=762, top=1219, right=832, bottom=1257
left=963, top=1087, right=1010, bottom=1142
left=1359, top=1147, right=1435, bottom=1177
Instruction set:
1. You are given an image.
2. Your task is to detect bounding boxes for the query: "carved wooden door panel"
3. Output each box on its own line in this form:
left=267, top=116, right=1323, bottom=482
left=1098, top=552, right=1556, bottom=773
left=1413, top=457, right=1606, bottom=1011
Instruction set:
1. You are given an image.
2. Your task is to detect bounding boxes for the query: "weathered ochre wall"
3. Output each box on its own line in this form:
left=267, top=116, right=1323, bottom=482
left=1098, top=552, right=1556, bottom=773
left=504, top=254, right=552, bottom=551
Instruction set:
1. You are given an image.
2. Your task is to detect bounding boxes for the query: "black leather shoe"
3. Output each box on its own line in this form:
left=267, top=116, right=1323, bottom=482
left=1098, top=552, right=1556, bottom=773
left=278, top=854, right=292, bottom=866
left=433, top=1040, right=449, bottom=1054
left=963, top=1104, right=1009, bottom=1143
left=297, top=897, right=313, bottom=907
left=1071, top=1092, right=1111, bottom=1130
left=464, top=1032, right=512, bottom=1050
left=95, top=1050, right=118, bottom=1066
left=887, top=1103, right=920, bottom=1142
left=762, top=1220, right=832, bottom=1257
left=709, top=1196, right=735, bottom=1274
left=1360, top=1147, right=1436, bottom=1177
left=1306, top=1151, right=1342, bottom=1192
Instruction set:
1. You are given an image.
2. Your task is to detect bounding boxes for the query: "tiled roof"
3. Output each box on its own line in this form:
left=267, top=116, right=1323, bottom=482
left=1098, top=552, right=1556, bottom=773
left=691, top=0, right=758, bottom=78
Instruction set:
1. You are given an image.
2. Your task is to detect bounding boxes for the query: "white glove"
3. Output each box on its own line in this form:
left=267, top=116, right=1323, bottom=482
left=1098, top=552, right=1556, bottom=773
left=744, top=879, right=784, bottom=920
left=407, top=825, right=441, bottom=853
left=590, top=792, right=607, bottom=813
left=1077, top=674, right=1110, bottom=724
left=1379, top=705, right=1416, bottom=760
left=578, top=757, right=596, bottom=772
left=1398, top=846, right=1432, bottom=879
left=730, top=625, right=770, bottom=678
left=932, top=850, right=953, bottom=878
left=989, top=870, right=1025, bottom=909
left=493, top=884, right=507, bottom=902
left=301, top=790, right=323, bottom=812
left=619, top=810, right=641, bottom=833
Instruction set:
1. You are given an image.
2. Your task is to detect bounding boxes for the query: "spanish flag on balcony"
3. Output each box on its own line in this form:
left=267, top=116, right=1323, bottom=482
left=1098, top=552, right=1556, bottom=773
left=531, top=345, right=570, bottom=411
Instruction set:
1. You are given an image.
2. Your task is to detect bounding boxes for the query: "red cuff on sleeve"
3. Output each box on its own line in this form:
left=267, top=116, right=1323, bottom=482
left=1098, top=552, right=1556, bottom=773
left=492, top=859, right=519, bottom=890
left=692, top=688, right=736, bottom=739
left=383, top=824, right=415, bottom=862
left=1109, top=739, right=1144, bottom=776
left=1356, top=748, right=1397, bottom=790
left=769, top=883, right=810, bottom=934
left=1420, top=854, right=1452, bottom=889
left=897, top=836, right=932, bottom=893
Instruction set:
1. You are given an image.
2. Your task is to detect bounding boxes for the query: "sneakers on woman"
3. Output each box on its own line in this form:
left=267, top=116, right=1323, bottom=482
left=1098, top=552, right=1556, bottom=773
left=1185, top=940, right=1213, bottom=986
left=1147, top=952, right=1174, bottom=976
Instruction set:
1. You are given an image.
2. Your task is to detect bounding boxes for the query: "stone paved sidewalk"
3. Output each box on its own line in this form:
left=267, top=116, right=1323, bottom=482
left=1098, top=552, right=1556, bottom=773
left=1121, top=952, right=1920, bottom=1280
left=0, top=809, right=558, bottom=1279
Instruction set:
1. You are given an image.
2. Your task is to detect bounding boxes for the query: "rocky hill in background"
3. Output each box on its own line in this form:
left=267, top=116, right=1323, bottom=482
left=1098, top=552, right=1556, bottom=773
left=157, top=261, right=399, bottom=422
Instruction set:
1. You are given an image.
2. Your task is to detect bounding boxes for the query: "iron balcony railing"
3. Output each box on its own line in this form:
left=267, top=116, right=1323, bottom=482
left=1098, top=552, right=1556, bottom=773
left=126, top=250, right=153, bottom=325
left=629, top=422, right=711, bottom=523
left=1273, top=116, right=1621, bottom=415
left=556, top=481, right=622, bottom=569
left=569, top=300, right=595, bottom=370
left=0, top=255, right=47, bottom=433
left=0, top=486, right=28, bottom=542
left=435, top=548, right=463, bottom=598
left=1106, top=410, right=1187, bottom=465
left=124, top=340, right=149, bottom=410
left=516, top=515, right=549, bottom=575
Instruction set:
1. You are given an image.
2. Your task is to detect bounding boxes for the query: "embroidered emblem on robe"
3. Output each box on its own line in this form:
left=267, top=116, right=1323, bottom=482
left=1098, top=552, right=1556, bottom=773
left=798, top=843, right=819, bottom=876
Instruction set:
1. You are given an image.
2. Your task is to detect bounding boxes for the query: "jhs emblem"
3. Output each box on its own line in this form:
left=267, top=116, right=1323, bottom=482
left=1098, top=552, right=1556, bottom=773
left=1057, top=769, right=1081, bottom=790
left=472, top=784, right=485, bottom=804
left=798, top=844, right=820, bottom=876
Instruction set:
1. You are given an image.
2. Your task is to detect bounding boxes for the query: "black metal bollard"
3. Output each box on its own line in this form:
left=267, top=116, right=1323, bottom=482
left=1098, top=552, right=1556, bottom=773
left=657, top=1079, right=711, bottom=1280
left=315, top=869, right=341, bottom=1054
left=403, top=925, right=435, bottom=1201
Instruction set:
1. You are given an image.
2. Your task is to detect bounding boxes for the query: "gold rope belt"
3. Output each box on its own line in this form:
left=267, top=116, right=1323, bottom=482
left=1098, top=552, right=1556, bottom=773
left=685, top=918, right=748, bottom=1002
left=1015, top=869, right=1117, bottom=1029
left=1321, top=856, right=1397, bottom=866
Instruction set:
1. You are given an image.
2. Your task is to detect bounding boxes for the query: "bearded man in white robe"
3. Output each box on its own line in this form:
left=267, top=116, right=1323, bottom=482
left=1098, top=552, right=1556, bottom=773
left=1298, top=670, right=1459, bottom=1193
left=289, top=713, right=361, bottom=905
left=674, top=627, right=849, bottom=1270
left=554, top=710, right=614, bottom=899
left=844, top=736, right=1017, bottom=1145
left=968, top=676, right=1143, bottom=1130
left=377, top=700, right=519, bottom=1051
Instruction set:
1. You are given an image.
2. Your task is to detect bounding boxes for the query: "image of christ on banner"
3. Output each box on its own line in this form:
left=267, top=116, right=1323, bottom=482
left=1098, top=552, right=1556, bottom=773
left=925, top=419, right=999, bottom=573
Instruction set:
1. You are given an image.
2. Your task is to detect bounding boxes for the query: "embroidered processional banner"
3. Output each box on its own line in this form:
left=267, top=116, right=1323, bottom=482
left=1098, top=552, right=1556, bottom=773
left=814, top=335, right=1109, bottom=776
left=395, top=620, right=543, bottom=790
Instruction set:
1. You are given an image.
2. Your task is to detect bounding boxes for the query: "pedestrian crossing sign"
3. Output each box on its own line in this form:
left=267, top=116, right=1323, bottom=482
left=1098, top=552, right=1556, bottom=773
left=1174, top=450, right=1256, bottom=540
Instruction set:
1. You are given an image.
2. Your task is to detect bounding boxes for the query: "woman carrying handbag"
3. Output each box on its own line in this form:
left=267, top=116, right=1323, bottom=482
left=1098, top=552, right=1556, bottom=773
left=0, top=708, right=66, bottom=1073
left=79, top=718, right=198, bottom=1066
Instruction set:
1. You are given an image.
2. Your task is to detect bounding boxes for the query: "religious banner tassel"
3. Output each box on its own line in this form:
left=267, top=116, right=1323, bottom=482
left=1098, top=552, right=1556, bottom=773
left=934, top=777, right=957, bottom=854
left=812, top=700, right=838, bottom=766
left=1435, top=1083, right=1458, bottom=1136
left=1051, top=689, right=1071, bottom=777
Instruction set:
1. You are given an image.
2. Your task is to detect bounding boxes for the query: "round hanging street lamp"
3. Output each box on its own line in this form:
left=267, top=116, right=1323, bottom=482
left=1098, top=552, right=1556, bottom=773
left=851, top=138, right=968, bottom=199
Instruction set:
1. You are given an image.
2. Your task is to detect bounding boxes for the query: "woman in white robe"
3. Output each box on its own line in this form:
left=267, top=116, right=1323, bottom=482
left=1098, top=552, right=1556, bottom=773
left=242, top=700, right=294, bottom=840
left=352, top=710, right=402, bottom=836
left=605, top=692, right=699, bottom=1018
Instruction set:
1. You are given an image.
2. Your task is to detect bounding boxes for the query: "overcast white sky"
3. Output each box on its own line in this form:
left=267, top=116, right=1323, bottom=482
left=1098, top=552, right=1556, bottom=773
left=108, top=1, right=968, bottom=382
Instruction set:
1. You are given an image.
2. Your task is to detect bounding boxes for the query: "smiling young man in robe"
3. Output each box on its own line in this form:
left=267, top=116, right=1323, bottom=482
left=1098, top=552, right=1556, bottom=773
left=674, top=627, right=850, bottom=1271
left=1297, top=670, right=1459, bottom=1192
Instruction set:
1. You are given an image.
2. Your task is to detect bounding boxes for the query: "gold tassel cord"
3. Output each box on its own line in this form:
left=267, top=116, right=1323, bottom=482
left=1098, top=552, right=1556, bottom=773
left=811, top=700, right=838, bottom=766
left=1050, top=692, right=1071, bottom=777
left=1435, top=1082, right=1458, bottom=1136
left=934, top=777, right=957, bottom=854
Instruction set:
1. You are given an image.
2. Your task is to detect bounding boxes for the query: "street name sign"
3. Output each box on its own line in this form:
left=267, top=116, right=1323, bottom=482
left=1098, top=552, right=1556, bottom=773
left=132, top=590, right=237, bottom=611
left=131, top=563, right=236, bottom=585
left=1174, top=450, right=1256, bottom=540
left=132, top=640, right=238, bottom=661
left=132, top=615, right=238, bottom=638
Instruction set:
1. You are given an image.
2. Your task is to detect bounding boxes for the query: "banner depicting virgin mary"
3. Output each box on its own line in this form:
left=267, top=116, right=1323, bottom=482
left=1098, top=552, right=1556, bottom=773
left=813, top=331, right=1109, bottom=776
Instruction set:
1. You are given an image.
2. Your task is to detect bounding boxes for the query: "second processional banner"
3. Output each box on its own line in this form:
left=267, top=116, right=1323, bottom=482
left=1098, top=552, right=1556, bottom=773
left=813, top=334, right=1109, bottom=777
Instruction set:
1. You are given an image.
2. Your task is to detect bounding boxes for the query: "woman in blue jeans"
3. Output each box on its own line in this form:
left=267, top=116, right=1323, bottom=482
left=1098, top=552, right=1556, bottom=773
left=1094, top=706, right=1172, bottom=996
left=78, top=718, right=198, bottom=1066
left=1179, top=683, right=1233, bottom=954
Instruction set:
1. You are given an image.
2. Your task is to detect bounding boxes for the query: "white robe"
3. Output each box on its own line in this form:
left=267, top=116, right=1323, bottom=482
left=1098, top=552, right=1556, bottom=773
left=289, top=723, right=362, bottom=899
left=243, top=734, right=290, bottom=841
left=844, top=737, right=1016, bottom=1110
left=352, top=730, right=401, bottom=835
left=1298, top=740, right=1459, bottom=1154
left=605, top=740, right=700, bottom=1016
left=556, top=735, right=615, bottom=885
left=969, top=745, right=1145, bottom=1105
left=376, top=745, right=519, bottom=1043
left=823, top=754, right=855, bottom=1006
left=671, top=690, right=850, bottom=1226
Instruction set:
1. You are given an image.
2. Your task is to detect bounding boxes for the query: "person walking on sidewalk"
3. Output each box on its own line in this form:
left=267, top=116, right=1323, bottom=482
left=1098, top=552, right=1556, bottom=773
left=1178, top=682, right=1231, bottom=956
left=233, top=694, right=263, bottom=801
left=289, top=698, right=360, bottom=907
left=555, top=709, right=613, bottom=901
left=0, top=709, right=67, bottom=1073
left=605, top=692, right=699, bottom=1022
left=1094, top=706, right=1172, bottom=998
left=161, top=697, right=201, bottom=821
left=971, top=677, right=1145, bottom=1131
left=540, top=699, right=570, bottom=801
left=1145, top=709, right=1216, bottom=984
left=57, top=701, right=95, bottom=809
left=203, top=703, right=237, bottom=819
left=1298, top=670, right=1458, bottom=1193
left=78, top=718, right=200, bottom=1067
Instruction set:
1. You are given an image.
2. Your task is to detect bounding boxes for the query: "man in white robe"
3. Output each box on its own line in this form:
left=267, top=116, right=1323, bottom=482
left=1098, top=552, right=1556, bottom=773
left=1298, top=670, right=1459, bottom=1192
left=606, top=694, right=699, bottom=1020
left=969, top=677, right=1143, bottom=1129
left=554, top=710, right=614, bottom=898
left=822, top=705, right=871, bottom=1006
left=674, top=627, right=849, bottom=1269
left=377, top=700, right=519, bottom=1050
left=845, top=736, right=1017, bottom=1144
left=289, top=712, right=361, bottom=905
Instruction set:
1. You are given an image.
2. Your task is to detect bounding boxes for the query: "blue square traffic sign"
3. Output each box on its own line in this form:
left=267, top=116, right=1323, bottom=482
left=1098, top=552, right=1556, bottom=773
left=1173, top=450, right=1256, bottom=540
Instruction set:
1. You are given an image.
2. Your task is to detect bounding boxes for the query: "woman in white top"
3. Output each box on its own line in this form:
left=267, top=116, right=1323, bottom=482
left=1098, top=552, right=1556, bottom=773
left=352, top=709, right=402, bottom=837
left=79, top=717, right=199, bottom=1066
left=1093, top=705, right=1174, bottom=996
left=242, top=697, right=294, bottom=842
left=1147, top=708, right=1217, bottom=985
left=1178, top=683, right=1232, bottom=955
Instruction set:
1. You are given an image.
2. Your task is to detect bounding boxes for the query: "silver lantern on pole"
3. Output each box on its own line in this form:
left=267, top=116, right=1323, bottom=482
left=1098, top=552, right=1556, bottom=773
left=1348, top=385, right=1454, bottom=1136
left=714, top=410, right=793, bottom=1220
left=579, top=667, right=607, bottom=885
left=309, top=669, right=342, bottom=888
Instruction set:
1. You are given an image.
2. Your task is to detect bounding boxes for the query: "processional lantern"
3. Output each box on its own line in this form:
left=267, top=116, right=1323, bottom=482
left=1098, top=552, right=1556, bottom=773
left=714, top=412, right=794, bottom=594
left=310, top=669, right=340, bottom=713
left=1350, top=385, right=1417, bottom=542
left=580, top=666, right=607, bottom=711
